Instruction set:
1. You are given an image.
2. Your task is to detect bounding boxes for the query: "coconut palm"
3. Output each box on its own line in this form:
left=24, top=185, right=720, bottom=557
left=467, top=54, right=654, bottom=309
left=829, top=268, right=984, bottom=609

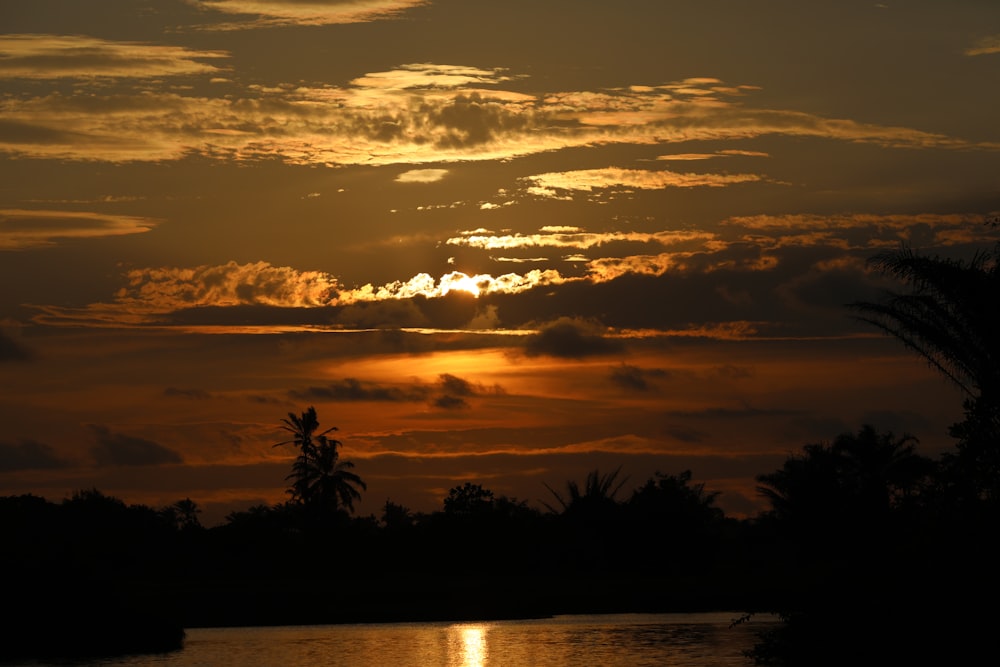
left=756, top=425, right=933, bottom=528
left=542, top=467, right=629, bottom=517
left=850, top=240, right=1000, bottom=405
left=274, top=407, right=366, bottom=515
left=850, top=236, right=1000, bottom=496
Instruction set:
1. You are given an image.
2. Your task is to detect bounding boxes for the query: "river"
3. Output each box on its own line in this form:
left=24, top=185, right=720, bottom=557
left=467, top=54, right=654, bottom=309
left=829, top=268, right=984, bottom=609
left=21, top=612, right=778, bottom=666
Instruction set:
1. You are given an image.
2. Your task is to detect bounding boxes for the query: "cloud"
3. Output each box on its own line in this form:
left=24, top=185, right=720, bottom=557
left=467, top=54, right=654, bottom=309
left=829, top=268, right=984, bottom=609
left=117, top=261, right=342, bottom=312
left=395, top=168, right=449, bottom=183
left=291, top=378, right=432, bottom=402
left=466, top=304, right=501, bottom=329
left=2, top=70, right=989, bottom=164
left=523, top=317, right=625, bottom=358
left=0, top=34, right=228, bottom=79
left=609, top=364, right=669, bottom=392
left=164, top=387, right=212, bottom=399
left=290, top=373, right=503, bottom=411
left=523, top=167, right=766, bottom=197
left=447, top=228, right=715, bottom=251
left=189, top=0, right=430, bottom=29
left=432, top=372, right=504, bottom=409
left=0, top=330, right=34, bottom=361
left=342, top=269, right=571, bottom=303
left=965, top=35, right=1000, bottom=56
left=25, top=212, right=999, bottom=330
left=88, top=425, right=184, bottom=466
left=0, top=209, right=159, bottom=249
left=351, top=63, right=517, bottom=89
left=0, top=439, right=68, bottom=472
left=335, top=299, right=429, bottom=328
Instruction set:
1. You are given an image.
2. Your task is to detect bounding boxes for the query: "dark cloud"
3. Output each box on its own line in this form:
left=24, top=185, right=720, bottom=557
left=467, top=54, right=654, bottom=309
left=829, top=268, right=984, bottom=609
left=164, top=386, right=211, bottom=399
left=88, top=424, right=183, bottom=466
left=432, top=394, right=469, bottom=410
left=0, top=439, right=67, bottom=472
left=523, top=317, right=625, bottom=358
left=662, top=427, right=708, bottom=444
left=0, top=330, right=33, bottom=361
left=335, top=300, right=428, bottom=328
left=431, top=373, right=505, bottom=410
left=438, top=373, right=476, bottom=397
left=432, top=93, right=531, bottom=148
left=293, top=373, right=504, bottom=410
left=777, top=262, right=879, bottom=314
left=291, top=378, right=431, bottom=403
left=609, top=364, right=669, bottom=392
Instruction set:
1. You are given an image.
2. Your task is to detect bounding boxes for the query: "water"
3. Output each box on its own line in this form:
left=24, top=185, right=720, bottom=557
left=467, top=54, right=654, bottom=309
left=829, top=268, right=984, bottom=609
left=32, top=612, right=777, bottom=667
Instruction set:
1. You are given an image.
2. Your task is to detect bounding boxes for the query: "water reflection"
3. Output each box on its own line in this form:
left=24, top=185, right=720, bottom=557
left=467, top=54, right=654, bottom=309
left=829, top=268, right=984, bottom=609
left=45, top=612, right=779, bottom=667
left=449, top=623, right=489, bottom=667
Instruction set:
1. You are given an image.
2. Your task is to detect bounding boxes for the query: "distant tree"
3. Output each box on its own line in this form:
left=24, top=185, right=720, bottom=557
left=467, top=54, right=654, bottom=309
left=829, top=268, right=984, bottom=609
left=443, top=482, right=495, bottom=516
left=542, top=467, right=629, bottom=518
left=629, top=470, right=724, bottom=527
left=748, top=427, right=943, bottom=666
left=755, top=425, right=933, bottom=534
left=161, top=498, right=202, bottom=532
left=275, top=407, right=366, bottom=517
left=380, top=499, right=414, bottom=531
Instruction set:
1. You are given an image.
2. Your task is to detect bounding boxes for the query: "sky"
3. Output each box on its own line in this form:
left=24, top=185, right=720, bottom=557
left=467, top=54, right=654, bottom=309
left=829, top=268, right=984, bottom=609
left=1, top=0, right=999, bottom=526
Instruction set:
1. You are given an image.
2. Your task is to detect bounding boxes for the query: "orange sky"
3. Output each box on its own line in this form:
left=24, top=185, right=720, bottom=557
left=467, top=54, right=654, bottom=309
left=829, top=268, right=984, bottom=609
left=1, top=0, right=998, bottom=525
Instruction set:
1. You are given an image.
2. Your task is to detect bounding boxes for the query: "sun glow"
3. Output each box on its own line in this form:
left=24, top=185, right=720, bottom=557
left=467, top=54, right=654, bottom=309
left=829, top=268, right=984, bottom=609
left=450, top=624, right=488, bottom=667
left=439, top=271, right=487, bottom=297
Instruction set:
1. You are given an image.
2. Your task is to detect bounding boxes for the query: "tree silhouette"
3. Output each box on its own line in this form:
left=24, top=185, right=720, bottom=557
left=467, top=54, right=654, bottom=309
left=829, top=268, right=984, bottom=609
left=274, top=407, right=366, bottom=516
left=542, top=466, right=629, bottom=517
left=850, top=241, right=1000, bottom=402
left=629, top=470, right=724, bottom=530
left=755, top=425, right=932, bottom=533
left=443, top=482, right=495, bottom=516
left=850, top=235, right=1000, bottom=499
left=162, top=498, right=202, bottom=532
left=380, top=499, right=415, bottom=531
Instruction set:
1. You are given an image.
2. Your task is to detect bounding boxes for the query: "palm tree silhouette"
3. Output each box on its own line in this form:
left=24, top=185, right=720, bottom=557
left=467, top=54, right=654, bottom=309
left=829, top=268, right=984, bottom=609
left=850, top=235, right=1000, bottom=496
left=850, top=240, right=999, bottom=404
left=756, top=425, right=932, bottom=529
left=542, top=467, right=629, bottom=516
left=275, top=407, right=366, bottom=515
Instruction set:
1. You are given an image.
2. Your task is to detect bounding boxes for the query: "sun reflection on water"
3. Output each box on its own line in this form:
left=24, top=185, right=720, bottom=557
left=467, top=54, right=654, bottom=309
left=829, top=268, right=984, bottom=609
left=449, top=623, right=489, bottom=667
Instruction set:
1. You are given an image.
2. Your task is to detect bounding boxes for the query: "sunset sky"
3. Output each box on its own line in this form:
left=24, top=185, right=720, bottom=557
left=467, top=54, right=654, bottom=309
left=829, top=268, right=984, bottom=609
left=2, top=0, right=999, bottom=525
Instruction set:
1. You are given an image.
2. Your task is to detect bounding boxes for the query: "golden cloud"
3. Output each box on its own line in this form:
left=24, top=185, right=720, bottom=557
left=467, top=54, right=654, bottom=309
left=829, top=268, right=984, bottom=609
left=117, top=261, right=343, bottom=311
left=965, top=35, right=1000, bottom=56
left=0, top=34, right=228, bottom=79
left=189, top=0, right=429, bottom=28
left=395, top=168, right=450, bottom=183
left=2, top=68, right=990, bottom=164
left=0, top=209, right=158, bottom=249
left=523, top=167, right=765, bottom=195
left=350, top=63, right=518, bottom=89
left=446, top=229, right=716, bottom=251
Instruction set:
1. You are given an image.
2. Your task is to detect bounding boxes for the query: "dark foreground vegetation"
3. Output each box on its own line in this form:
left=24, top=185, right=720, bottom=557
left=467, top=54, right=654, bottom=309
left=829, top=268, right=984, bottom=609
left=2, top=235, right=998, bottom=664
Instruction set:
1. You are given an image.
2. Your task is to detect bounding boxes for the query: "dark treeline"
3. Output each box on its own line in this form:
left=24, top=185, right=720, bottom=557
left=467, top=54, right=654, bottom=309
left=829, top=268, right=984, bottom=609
left=3, top=234, right=999, bottom=664
left=1, top=465, right=782, bottom=658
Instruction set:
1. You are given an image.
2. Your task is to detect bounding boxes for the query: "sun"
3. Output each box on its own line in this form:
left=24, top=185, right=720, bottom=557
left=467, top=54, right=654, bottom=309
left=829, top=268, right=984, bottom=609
left=439, top=271, right=486, bottom=297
